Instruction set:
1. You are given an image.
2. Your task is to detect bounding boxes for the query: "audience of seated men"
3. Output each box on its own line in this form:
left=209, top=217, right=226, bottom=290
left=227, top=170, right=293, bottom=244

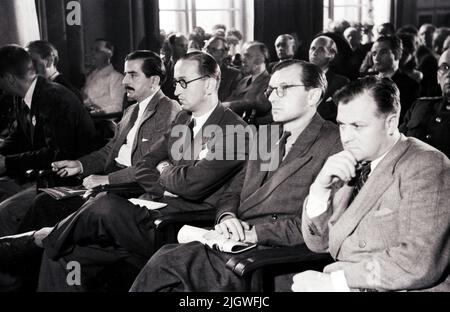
left=267, top=34, right=297, bottom=73
left=128, top=59, right=342, bottom=292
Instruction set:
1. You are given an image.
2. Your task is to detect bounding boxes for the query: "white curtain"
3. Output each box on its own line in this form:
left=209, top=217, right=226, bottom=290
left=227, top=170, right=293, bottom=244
left=0, top=0, right=40, bottom=46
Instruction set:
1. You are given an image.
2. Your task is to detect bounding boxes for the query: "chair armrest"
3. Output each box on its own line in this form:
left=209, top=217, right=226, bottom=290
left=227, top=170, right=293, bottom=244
left=153, top=210, right=216, bottom=229
left=226, top=244, right=333, bottom=277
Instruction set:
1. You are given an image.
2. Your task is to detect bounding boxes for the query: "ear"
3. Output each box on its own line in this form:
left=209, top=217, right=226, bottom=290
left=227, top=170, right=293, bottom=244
left=307, top=88, right=322, bottom=107
left=151, top=75, right=161, bottom=87
left=385, top=113, right=399, bottom=134
left=204, top=77, right=217, bottom=95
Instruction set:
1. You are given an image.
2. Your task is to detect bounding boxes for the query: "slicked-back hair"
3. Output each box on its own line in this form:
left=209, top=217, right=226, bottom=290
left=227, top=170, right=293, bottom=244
left=246, top=41, right=270, bottom=61
left=125, top=50, right=166, bottom=85
left=0, top=44, right=34, bottom=79
left=272, top=59, right=328, bottom=100
left=95, top=38, right=115, bottom=55
left=205, top=36, right=230, bottom=51
left=333, top=75, right=400, bottom=117
left=26, top=40, right=59, bottom=66
left=179, top=51, right=221, bottom=80
left=376, top=35, right=403, bottom=60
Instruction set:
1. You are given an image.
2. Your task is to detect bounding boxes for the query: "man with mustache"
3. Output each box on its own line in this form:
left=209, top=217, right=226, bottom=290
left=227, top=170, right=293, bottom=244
left=0, top=51, right=180, bottom=289
left=35, top=51, right=249, bottom=291
left=292, top=76, right=449, bottom=292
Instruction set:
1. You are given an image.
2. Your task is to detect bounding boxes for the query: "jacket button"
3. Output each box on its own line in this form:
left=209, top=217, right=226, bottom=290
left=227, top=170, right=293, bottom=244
left=435, top=117, right=442, bottom=123
left=446, top=105, right=450, bottom=111
left=359, top=241, right=366, bottom=248
left=426, top=134, right=432, bottom=140
left=271, top=214, right=278, bottom=221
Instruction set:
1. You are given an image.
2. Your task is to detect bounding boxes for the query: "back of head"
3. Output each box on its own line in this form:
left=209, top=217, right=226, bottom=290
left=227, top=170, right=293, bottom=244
left=272, top=59, right=328, bottom=101
left=0, top=44, right=34, bottom=79
left=433, top=27, right=450, bottom=55
left=125, top=50, right=166, bottom=85
left=377, top=22, right=396, bottom=37
left=26, top=40, right=59, bottom=66
left=333, top=75, right=400, bottom=117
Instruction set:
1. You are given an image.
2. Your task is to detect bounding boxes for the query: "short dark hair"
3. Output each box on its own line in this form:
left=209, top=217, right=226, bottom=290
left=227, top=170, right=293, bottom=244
left=333, top=76, right=400, bottom=116
left=179, top=51, right=221, bottom=80
left=0, top=44, right=34, bottom=79
left=246, top=41, right=269, bottom=61
left=95, top=38, right=115, bottom=54
left=376, top=35, right=403, bottom=59
left=26, top=40, right=59, bottom=66
left=272, top=59, right=327, bottom=100
left=125, top=50, right=166, bottom=85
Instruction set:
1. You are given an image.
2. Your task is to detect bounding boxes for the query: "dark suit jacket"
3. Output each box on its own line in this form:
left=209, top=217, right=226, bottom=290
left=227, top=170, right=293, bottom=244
left=216, top=113, right=342, bottom=247
left=0, top=77, right=96, bottom=180
left=53, top=74, right=83, bottom=101
left=225, top=71, right=272, bottom=125
left=303, top=135, right=450, bottom=291
left=78, top=90, right=181, bottom=184
left=392, top=70, right=421, bottom=123
left=317, top=70, right=350, bottom=123
left=218, top=64, right=242, bottom=102
left=134, top=103, right=249, bottom=209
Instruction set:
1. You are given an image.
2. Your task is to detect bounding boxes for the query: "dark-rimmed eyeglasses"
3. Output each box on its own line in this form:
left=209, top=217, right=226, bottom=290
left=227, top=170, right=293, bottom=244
left=265, top=84, right=306, bottom=98
left=438, top=63, right=450, bottom=75
left=173, top=75, right=209, bottom=89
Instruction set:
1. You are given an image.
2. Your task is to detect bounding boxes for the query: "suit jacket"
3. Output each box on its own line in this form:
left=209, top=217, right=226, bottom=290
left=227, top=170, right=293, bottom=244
left=0, top=76, right=96, bottom=180
left=392, top=70, right=421, bottom=123
left=53, top=74, right=83, bottom=101
left=218, top=64, right=242, bottom=102
left=134, top=103, right=249, bottom=209
left=302, top=135, right=450, bottom=291
left=225, top=70, right=272, bottom=125
left=78, top=90, right=180, bottom=184
left=317, top=70, right=350, bottom=123
left=216, top=114, right=342, bottom=247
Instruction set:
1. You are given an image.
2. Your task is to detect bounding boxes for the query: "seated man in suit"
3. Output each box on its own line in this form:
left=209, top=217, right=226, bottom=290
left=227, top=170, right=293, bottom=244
left=267, top=34, right=297, bottom=73
left=26, top=40, right=82, bottom=101
left=223, top=41, right=272, bottom=126
left=399, top=49, right=450, bottom=158
left=0, top=50, right=180, bottom=239
left=0, top=45, right=96, bottom=219
left=82, top=39, right=125, bottom=115
left=129, top=60, right=342, bottom=292
left=309, top=36, right=350, bottom=123
left=292, top=76, right=450, bottom=292
left=369, top=35, right=420, bottom=124
left=35, top=51, right=249, bottom=291
left=205, top=36, right=242, bottom=102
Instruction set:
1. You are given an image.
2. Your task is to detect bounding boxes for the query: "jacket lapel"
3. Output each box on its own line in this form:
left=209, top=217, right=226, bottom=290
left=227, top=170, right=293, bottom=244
left=239, top=114, right=325, bottom=213
left=328, top=135, right=411, bottom=258
left=130, top=90, right=163, bottom=155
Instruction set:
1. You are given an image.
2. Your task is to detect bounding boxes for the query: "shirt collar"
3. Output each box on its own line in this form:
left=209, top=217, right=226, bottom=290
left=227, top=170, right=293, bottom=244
left=370, top=136, right=401, bottom=173
left=192, top=103, right=218, bottom=127
left=137, top=90, right=157, bottom=112
left=23, top=77, right=38, bottom=109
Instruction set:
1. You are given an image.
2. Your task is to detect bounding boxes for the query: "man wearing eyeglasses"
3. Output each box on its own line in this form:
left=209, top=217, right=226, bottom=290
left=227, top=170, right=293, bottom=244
left=400, top=49, right=450, bottom=158
left=204, top=36, right=242, bottom=102
left=129, top=60, right=342, bottom=292
left=35, top=52, right=250, bottom=291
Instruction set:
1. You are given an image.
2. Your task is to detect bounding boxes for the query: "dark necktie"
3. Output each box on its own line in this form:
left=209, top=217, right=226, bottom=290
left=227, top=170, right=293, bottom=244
left=263, top=130, right=291, bottom=184
left=188, top=117, right=196, bottom=140
left=21, top=100, right=33, bottom=139
left=246, top=76, right=252, bottom=87
left=348, top=162, right=371, bottom=205
left=122, top=104, right=140, bottom=145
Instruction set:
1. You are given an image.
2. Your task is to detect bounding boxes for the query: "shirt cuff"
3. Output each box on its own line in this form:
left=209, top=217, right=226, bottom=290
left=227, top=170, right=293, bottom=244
left=77, top=160, right=84, bottom=175
left=306, top=187, right=331, bottom=218
left=216, top=212, right=237, bottom=224
left=330, top=270, right=351, bottom=292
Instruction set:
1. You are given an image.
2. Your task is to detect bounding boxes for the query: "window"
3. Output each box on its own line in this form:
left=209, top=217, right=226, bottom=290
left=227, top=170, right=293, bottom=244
left=159, top=0, right=253, bottom=42
left=324, top=0, right=375, bottom=28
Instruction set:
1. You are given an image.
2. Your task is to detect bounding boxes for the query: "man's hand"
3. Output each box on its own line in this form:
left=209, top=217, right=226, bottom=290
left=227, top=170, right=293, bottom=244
left=311, top=150, right=357, bottom=197
left=83, top=174, right=109, bottom=189
left=292, top=270, right=339, bottom=292
left=0, top=154, right=6, bottom=176
left=214, top=216, right=257, bottom=244
left=52, top=160, right=83, bottom=177
left=156, top=160, right=171, bottom=174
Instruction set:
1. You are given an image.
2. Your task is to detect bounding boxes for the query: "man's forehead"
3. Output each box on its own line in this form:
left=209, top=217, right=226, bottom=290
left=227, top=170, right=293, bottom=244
left=439, top=51, right=450, bottom=65
left=125, top=59, right=143, bottom=71
left=270, top=65, right=302, bottom=84
left=372, top=41, right=390, bottom=50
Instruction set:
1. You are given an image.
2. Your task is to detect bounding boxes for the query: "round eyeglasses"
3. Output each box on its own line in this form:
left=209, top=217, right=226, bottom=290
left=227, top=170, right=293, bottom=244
left=265, top=84, right=306, bottom=98
left=173, top=75, right=209, bottom=89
